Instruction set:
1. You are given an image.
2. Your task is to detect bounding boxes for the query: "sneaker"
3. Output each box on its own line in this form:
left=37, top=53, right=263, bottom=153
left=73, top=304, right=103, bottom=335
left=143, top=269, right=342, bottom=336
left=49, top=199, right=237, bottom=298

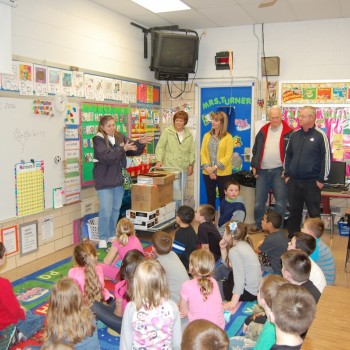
left=249, top=227, right=264, bottom=234
left=98, top=240, right=107, bottom=249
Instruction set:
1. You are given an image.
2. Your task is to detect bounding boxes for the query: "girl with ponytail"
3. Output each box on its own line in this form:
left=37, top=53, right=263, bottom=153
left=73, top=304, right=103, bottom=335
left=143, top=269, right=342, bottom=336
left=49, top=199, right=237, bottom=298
left=100, top=218, right=144, bottom=281
left=179, top=249, right=225, bottom=329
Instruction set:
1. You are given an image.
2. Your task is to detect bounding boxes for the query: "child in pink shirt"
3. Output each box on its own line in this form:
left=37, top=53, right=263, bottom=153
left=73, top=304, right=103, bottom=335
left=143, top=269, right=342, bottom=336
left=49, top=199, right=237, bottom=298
left=92, top=249, right=145, bottom=333
left=179, top=249, right=225, bottom=330
left=100, top=218, right=144, bottom=281
left=68, top=241, right=113, bottom=304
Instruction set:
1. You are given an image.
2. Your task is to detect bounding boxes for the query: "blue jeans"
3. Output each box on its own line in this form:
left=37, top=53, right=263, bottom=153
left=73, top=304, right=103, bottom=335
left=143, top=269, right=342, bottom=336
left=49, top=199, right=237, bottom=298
left=16, top=309, right=44, bottom=340
left=254, top=167, right=287, bottom=228
left=75, top=328, right=100, bottom=350
left=98, top=186, right=125, bottom=241
left=173, top=171, right=188, bottom=210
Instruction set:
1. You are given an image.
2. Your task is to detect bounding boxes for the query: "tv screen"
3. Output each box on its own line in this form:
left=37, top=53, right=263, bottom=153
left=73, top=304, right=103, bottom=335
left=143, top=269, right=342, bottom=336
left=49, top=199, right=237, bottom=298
left=326, top=161, right=346, bottom=185
left=150, top=31, right=199, bottom=74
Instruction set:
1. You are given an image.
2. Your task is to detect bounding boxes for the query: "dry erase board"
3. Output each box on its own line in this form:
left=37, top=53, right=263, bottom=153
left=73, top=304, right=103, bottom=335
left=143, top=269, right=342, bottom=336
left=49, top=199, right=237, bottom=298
left=0, top=96, right=64, bottom=221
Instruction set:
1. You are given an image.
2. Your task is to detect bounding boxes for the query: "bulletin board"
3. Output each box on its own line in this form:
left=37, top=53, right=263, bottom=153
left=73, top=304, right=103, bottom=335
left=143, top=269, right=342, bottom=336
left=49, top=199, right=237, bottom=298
left=0, top=96, right=64, bottom=221
left=81, top=102, right=130, bottom=186
left=282, top=106, right=350, bottom=176
left=198, top=84, right=254, bottom=207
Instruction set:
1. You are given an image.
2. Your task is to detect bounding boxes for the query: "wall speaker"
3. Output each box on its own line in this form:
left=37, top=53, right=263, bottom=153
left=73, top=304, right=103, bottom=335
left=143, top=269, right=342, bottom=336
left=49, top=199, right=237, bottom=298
left=261, top=56, right=280, bottom=76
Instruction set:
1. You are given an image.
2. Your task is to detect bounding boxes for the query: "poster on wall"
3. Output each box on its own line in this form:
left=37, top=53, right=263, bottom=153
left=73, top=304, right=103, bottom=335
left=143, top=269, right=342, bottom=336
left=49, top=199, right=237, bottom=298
left=199, top=85, right=253, bottom=206
left=19, top=221, right=38, bottom=256
left=1, top=225, right=19, bottom=255
left=283, top=106, right=350, bottom=176
left=281, top=81, right=350, bottom=104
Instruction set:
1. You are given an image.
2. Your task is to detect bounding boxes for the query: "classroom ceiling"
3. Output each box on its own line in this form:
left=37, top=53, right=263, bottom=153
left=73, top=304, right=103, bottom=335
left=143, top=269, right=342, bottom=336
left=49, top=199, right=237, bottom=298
left=90, top=0, right=350, bottom=30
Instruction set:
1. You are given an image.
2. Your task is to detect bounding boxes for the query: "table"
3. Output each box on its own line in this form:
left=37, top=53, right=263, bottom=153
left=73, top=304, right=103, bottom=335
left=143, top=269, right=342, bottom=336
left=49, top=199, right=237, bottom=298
left=302, top=286, right=350, bottom=350
left=321, top=190, right=350, bottom=237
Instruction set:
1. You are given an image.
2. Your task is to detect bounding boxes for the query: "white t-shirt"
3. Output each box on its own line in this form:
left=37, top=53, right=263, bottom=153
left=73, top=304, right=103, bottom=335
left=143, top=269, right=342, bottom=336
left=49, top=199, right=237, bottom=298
left=310, top=258, right=326, bottom=293
left=261, top=124, right=283, bottom=169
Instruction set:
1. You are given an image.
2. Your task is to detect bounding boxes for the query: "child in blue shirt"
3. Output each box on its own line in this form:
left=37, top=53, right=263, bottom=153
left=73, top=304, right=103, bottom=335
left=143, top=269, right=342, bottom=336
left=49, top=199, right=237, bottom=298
left=218, top=179, right=246, bottom=235
left=302, top=217, right=335, bottom=285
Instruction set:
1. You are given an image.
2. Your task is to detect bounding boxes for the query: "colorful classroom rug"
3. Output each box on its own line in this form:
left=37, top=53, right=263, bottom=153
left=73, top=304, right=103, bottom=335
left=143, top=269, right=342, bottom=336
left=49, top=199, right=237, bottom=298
left=8, top=241, right=255, bottom=350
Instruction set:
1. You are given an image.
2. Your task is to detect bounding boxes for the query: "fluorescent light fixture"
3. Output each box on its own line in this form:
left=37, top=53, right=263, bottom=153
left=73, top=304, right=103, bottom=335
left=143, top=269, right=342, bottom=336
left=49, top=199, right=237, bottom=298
left=131, top=0, right=190, bottom=13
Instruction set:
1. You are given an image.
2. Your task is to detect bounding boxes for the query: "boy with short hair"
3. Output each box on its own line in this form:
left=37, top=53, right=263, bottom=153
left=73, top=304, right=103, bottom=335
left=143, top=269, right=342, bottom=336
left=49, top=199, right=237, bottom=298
left=172, top=205, right=198, bottom=271
left=255, top=210, right=289, bottom=274
left=218, top=179, right=246, bottom=235
left=270, top=283, right=316, bottom=349
left=195, top=204, right=222, bottom=262
left=288, top=232, right=326, bottom=293
left=0, top=242, right=44, bottom=349
left=152, top=230, right=189, bottom=304
left=281, top=250, right=320, bottom=303
left=302, top=217, right=335, bottom=285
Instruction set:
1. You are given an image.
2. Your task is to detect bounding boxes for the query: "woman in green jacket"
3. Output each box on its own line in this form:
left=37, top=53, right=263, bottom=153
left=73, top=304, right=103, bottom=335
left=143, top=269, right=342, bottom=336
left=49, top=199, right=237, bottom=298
left=155, top=111, right=195, bottom=208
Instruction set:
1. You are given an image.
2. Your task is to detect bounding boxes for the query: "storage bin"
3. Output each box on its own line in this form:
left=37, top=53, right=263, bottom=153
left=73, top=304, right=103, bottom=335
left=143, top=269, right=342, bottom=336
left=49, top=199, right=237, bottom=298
left=87, top=217, right=99, bottom=241
left=338, top=219, right=349, bottom=236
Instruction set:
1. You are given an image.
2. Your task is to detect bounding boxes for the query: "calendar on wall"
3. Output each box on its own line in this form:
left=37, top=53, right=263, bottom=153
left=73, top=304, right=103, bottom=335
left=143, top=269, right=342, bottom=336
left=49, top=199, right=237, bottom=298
left=15, top=161, right=45, bottom=217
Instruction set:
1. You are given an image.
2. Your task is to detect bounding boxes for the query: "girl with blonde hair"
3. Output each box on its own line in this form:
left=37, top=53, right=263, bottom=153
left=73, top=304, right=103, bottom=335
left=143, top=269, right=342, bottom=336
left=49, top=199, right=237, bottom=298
left=120, top=259, right=181, bottom=349
left=91, top=249, right=145, bottom=333
left=100, top=218, right=144, bottom=281
left=45, top=277, right=100, bottom=349
left=68, top=241, right=112, bottom=306
left=216, top=221, right=261, bottom=310
left=179, top=249, right=225, bottom=329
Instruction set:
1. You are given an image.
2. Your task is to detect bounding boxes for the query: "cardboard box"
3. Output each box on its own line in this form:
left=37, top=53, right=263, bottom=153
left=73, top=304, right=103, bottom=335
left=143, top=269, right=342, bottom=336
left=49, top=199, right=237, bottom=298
left=137, top=171, right=176, bottom=185
left=126, top=209, right=158, bottom=221
left=131, top=183, right=173, bottom=211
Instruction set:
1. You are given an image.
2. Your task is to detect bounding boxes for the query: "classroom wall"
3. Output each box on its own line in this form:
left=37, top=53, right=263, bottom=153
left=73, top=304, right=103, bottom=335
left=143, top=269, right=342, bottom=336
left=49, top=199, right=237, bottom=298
left=196, top=18, right=350, bottom=81
left=11, top=0, right=154, bottom=82
left=3, top=2, right=350, bottom=274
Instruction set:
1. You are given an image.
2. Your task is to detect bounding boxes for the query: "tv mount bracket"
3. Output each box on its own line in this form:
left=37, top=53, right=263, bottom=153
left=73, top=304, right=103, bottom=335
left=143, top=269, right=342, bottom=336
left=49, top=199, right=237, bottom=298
left=130, top=22, right=198, bottom=59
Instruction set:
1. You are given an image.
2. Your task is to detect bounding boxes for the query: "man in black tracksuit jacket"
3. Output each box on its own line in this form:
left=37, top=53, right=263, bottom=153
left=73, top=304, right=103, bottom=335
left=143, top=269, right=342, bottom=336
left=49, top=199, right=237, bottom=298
left=284, top=106, right=331, bottom=238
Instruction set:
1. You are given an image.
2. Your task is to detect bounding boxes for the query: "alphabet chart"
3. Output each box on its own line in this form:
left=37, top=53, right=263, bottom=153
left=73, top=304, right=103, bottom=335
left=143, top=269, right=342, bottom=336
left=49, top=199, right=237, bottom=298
left=15, top=160, right=45, bottom=217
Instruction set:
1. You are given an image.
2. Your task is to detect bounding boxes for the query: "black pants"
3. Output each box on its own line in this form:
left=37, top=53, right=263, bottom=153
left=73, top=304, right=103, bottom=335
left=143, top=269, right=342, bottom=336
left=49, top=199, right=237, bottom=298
left=203, top=174, right=233, bottom=209
left=92, top=300, right=122, bottom=333
left=287, top=178, right=321, bottom=238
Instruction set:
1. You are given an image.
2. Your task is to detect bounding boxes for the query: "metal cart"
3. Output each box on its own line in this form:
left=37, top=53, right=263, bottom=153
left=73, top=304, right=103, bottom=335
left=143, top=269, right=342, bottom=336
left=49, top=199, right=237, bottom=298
left=136, top=166, right=184, bottom=233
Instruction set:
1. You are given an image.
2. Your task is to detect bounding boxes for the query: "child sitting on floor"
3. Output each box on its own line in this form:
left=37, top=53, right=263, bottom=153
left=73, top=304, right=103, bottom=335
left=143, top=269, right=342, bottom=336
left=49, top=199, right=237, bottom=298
left=152, top=230, right=189, bottom=304
left=302, top=217, right=335, bottom=285
left=172, top=205, right=198, bottom=271
left=68, top=241, right=113, bottom=306
left=179, top=249, right=225, bottom=330
left=281, top=250, right=320, bottom=303
left=181, top=319, right=229, bottom=350
left=255, top=210, right=288, bottom=274
left=120, top=259, right=181, bottom=349
left=0, top=242, right=44, bottom=350
left=45, top=277, right=100, bottom=349
left=218, top=179, right=246, bottom=236
left=92, top=249, right=145, bottom=334
left=270, top=283, right=316, bottom=349
left=195, top=204, right=222, bottom=262
left=100, top=218, right=144, bottom=281
left=288, top=232, right=326, bottom=293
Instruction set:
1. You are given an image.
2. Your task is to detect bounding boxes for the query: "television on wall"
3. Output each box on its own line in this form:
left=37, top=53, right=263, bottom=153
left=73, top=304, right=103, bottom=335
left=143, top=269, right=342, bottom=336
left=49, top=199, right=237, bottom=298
left=150, top=31, right=199, bottom=75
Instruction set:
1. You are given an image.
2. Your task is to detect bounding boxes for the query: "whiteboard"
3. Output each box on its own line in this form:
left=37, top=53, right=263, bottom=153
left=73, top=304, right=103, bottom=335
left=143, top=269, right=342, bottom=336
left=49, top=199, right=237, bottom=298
left=0, top=96, right=65, bottom=221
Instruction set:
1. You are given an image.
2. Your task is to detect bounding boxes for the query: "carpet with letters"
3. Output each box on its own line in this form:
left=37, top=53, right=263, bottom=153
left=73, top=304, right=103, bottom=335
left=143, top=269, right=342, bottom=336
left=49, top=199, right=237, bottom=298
left=8, top=241, right=255, bottom=350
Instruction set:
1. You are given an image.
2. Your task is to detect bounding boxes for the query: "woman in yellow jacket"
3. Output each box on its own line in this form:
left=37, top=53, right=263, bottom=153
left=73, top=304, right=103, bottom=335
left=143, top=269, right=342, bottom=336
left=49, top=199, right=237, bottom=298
left=200, top=111, right=234, bottom=208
